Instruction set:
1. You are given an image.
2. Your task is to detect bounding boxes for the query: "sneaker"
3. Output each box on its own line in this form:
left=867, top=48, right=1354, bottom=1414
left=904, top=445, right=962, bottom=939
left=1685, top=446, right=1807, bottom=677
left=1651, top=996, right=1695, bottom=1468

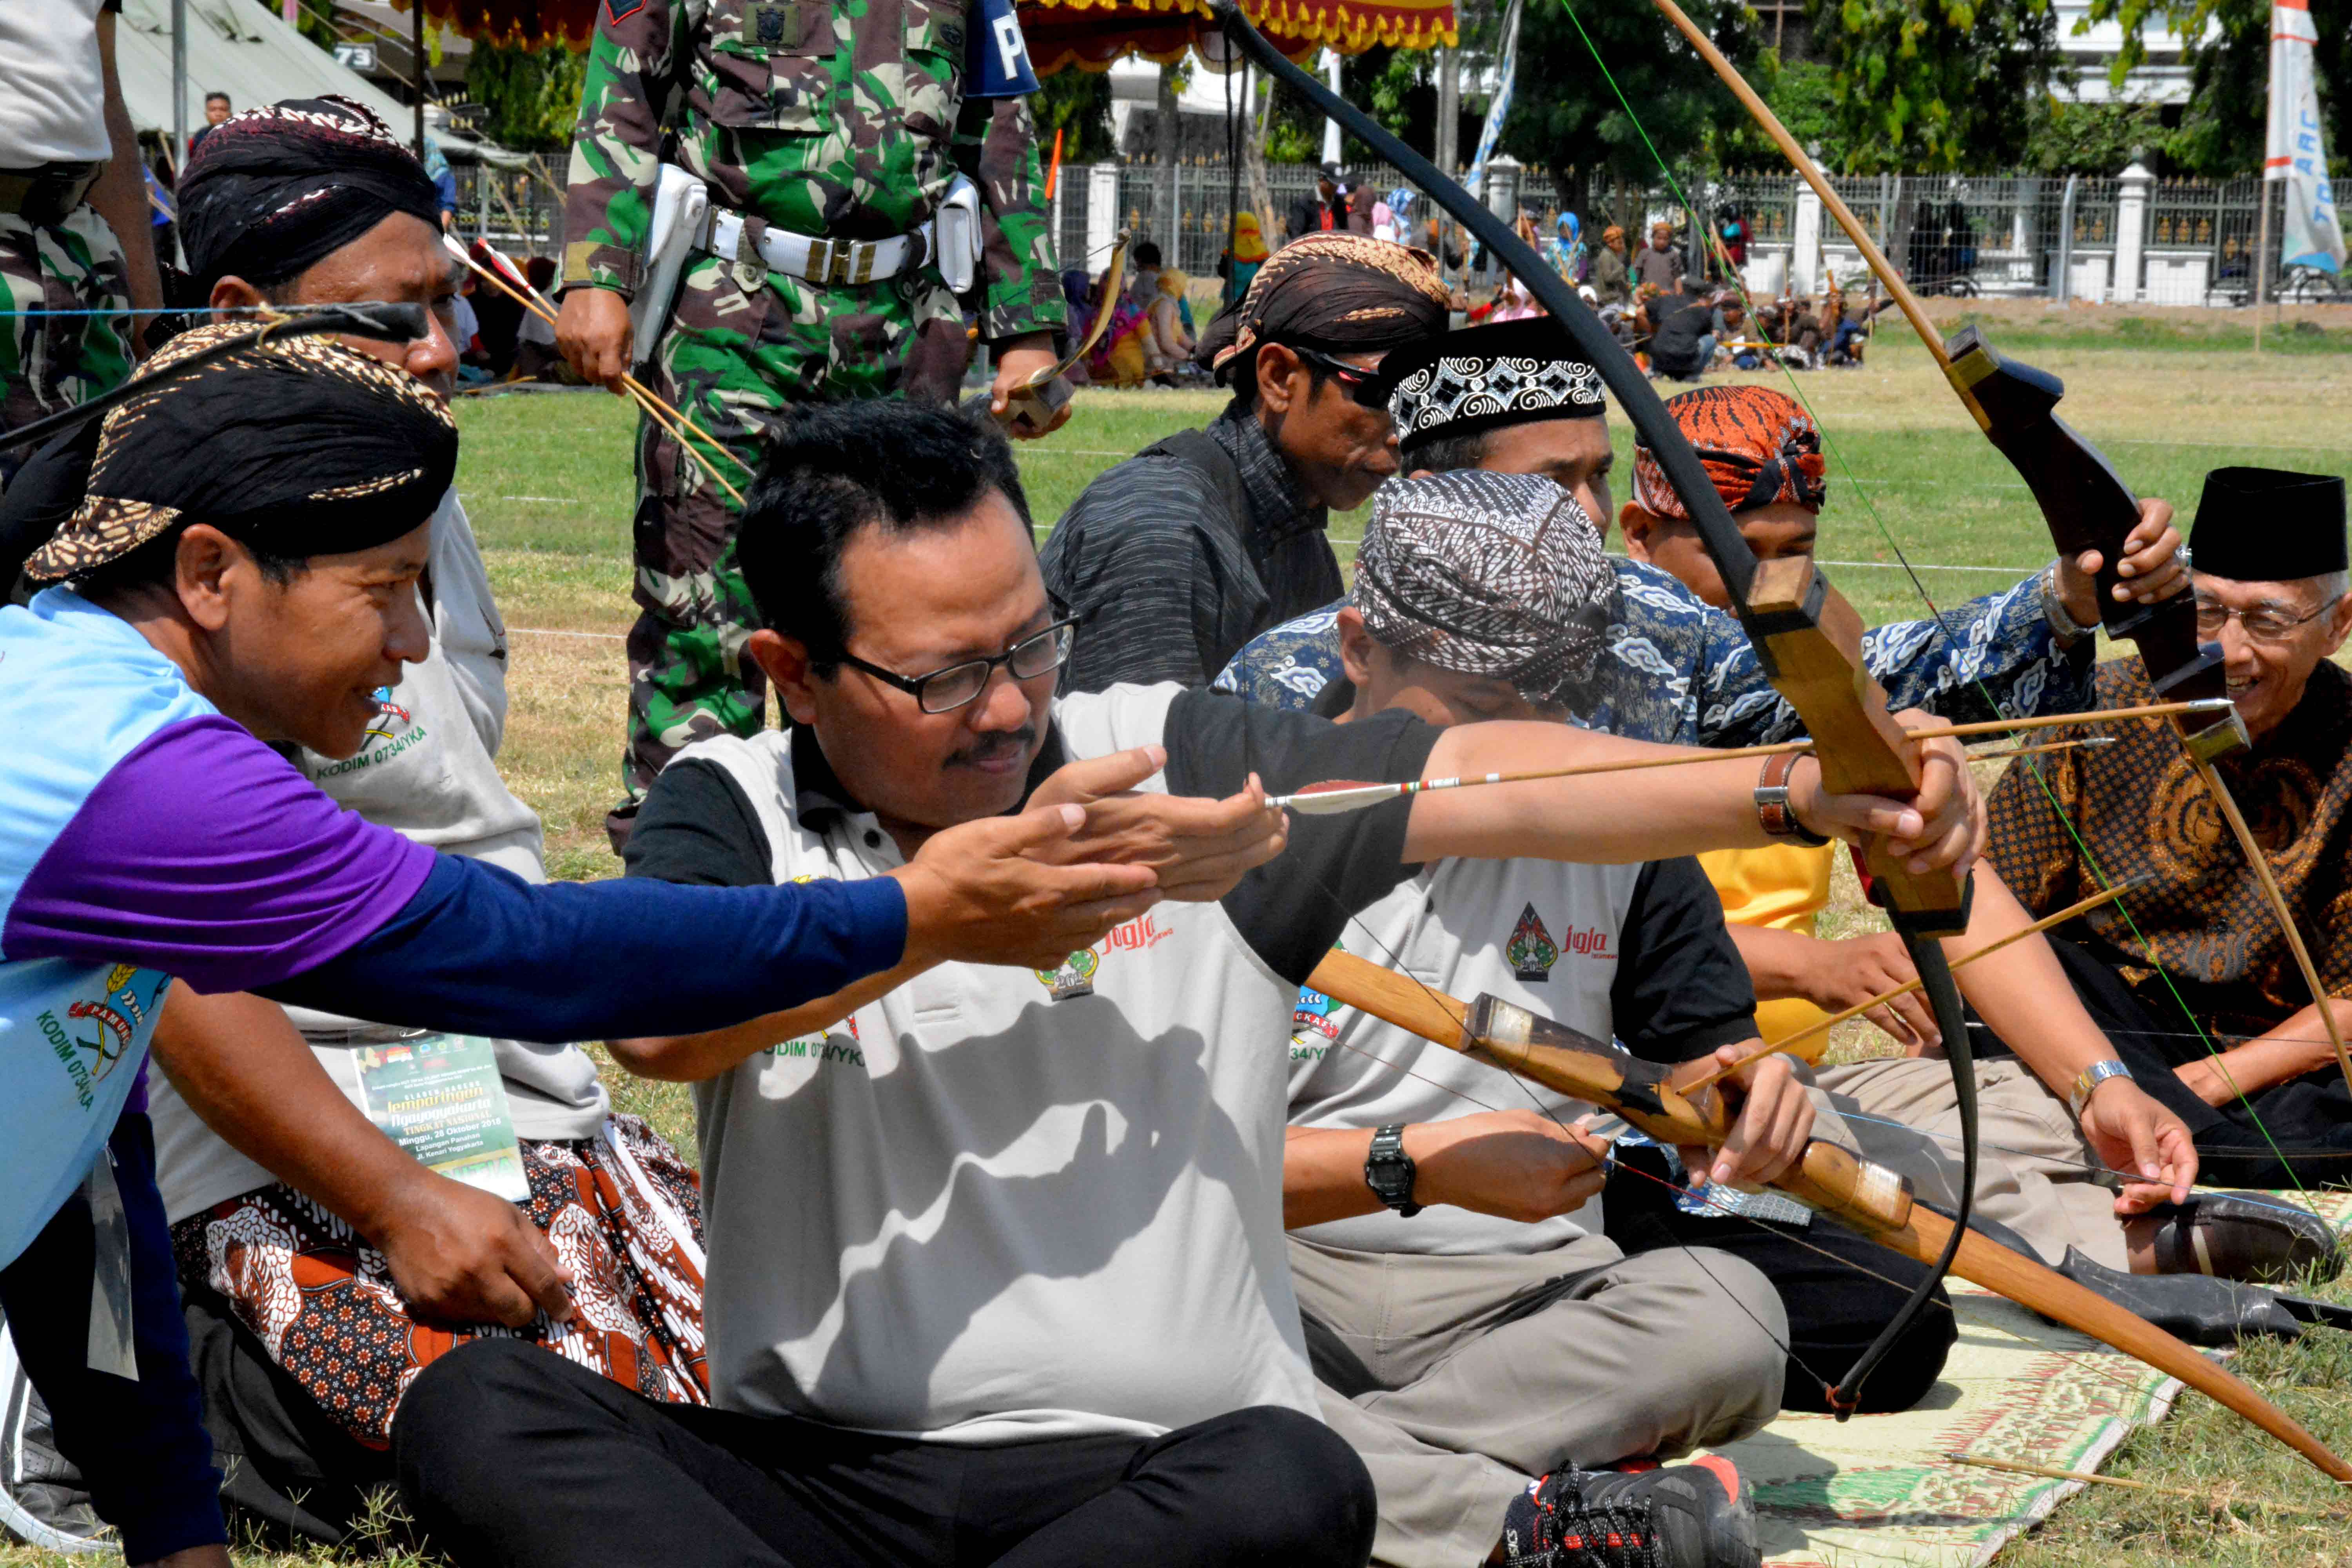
left=0, top=1322, right=109, bottom=1553
left=1497, top=1455, right=1758, bottom=1568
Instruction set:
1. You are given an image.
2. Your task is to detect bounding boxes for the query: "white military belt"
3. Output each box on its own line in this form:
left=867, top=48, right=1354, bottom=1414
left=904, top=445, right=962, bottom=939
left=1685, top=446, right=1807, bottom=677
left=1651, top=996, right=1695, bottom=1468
left=702, top=208, right=932, bottom=287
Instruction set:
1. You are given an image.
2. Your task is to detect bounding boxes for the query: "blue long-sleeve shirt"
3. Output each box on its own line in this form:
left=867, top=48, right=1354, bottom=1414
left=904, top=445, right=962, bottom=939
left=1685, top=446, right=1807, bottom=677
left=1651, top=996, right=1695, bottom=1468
left=1213, top=557, right=2092, bottom=741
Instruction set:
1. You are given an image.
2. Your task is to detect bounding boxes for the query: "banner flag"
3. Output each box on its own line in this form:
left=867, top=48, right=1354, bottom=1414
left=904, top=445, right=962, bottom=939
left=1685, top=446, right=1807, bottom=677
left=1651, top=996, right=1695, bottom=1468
left=2269, top=0, right=2345, bottom=273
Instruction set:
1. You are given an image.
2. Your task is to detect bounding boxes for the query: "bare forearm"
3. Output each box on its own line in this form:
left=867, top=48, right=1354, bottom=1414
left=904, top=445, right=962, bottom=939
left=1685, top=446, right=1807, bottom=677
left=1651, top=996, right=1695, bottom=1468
left=1406, top=724, right=1775, bottom=863
left=1283, top=1126, right=1385, bottom=1229
left=2176, top=1009, right=2339, bottom=1107
left=608, top=955, right=934, bottom=1082
left=94, top=15, right=162, bottom=318
left=1941, top=868, right=2114, bottom=1094
left=147, top=986, right=425, bottom=1237
left=1727, top=924, right=1827, bottom=1003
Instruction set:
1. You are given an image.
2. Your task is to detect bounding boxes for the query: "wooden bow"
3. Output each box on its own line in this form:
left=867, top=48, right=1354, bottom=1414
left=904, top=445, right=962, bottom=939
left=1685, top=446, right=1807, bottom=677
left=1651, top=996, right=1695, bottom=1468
left=1644, top=0, right=2352, bottom=1103
left=1308, top=948, right=2352, bottom=1488
left=1212, top=0, right=1980, bottom=1413
left=965, top=230, right=1131, bottom=436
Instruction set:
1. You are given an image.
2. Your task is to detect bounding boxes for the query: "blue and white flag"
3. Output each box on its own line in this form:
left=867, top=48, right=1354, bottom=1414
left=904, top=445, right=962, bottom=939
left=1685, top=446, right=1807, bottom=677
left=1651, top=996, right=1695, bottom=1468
left=2268, top=0, right=2345, bottom=272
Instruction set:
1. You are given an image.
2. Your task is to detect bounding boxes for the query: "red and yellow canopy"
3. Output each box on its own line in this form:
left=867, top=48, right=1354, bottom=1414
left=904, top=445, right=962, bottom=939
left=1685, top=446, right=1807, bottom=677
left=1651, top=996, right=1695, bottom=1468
left=387, top=0, right=1453, bottom=69
left=1020, top=0, right=1455, bottom=74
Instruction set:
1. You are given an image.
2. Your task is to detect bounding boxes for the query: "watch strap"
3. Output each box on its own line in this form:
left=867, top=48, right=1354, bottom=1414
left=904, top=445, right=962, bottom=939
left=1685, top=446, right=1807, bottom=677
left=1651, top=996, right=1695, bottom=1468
left=1364, top=1123, right=1422, bottom=1217
left=2069, top=1058, right=2132, bottom=1119
left=1755, top=750, right=1831, bottom=847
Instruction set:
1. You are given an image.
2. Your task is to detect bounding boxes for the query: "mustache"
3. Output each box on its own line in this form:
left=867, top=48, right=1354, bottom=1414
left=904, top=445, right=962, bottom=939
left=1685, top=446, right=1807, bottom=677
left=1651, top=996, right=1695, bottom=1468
left=947, top=727, right=1036, bottom=768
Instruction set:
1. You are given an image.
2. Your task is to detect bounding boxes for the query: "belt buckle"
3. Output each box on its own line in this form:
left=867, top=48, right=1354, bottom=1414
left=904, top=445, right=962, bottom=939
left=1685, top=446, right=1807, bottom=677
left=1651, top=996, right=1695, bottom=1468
left=803, top=236, right=836, bottom=284
left=849, top=240, right=876, bottom=285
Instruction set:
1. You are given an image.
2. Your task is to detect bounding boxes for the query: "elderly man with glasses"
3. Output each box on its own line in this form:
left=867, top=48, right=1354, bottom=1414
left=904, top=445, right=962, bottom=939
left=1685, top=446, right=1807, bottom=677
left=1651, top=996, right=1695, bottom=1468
left=1985, top=467, right=2352, bottom=1191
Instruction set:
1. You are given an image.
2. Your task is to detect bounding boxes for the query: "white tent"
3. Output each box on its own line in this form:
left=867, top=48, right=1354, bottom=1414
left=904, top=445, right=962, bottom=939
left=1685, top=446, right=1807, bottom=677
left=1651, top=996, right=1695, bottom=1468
left=111, top=0, right=410, bottom=145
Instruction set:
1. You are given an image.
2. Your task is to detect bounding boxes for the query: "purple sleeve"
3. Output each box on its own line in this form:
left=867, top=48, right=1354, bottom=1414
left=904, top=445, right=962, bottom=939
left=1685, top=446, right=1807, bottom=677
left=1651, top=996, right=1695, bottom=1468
left=4, top=716, right=437, bottom=991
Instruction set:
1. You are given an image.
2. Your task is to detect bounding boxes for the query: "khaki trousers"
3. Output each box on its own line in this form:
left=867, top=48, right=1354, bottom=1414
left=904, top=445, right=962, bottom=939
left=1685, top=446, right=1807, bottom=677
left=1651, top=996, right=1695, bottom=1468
left=1288, top=1235, right=1785, bottom=1568
left=1815, top=1056, right=2128, bottom=1271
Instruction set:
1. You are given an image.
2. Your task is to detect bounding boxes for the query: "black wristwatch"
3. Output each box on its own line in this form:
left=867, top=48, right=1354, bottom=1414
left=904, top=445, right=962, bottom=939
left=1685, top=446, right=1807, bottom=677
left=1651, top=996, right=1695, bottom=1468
left=1364, top=1123, right=1422, bottom=1217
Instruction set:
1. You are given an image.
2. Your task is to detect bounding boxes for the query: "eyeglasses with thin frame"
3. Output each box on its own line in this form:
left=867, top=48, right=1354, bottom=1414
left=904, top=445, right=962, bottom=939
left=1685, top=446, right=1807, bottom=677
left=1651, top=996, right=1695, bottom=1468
left=835, top=617, right=1080, bottom=714
left=1289, top=346, right=1395, bottom=410
left=2192, top=593, right=2336, bottom=644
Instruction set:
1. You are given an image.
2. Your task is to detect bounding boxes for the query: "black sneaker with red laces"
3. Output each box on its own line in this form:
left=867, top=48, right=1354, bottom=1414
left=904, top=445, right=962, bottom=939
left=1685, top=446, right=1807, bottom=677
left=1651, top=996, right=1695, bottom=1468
left=1495, top=1455, right=1759, bottom=1568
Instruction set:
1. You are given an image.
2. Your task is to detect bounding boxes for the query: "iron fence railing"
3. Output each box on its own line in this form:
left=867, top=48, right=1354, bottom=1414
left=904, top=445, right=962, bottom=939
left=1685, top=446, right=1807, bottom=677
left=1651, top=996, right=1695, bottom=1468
left=458, top=155, right=2308, bottom=308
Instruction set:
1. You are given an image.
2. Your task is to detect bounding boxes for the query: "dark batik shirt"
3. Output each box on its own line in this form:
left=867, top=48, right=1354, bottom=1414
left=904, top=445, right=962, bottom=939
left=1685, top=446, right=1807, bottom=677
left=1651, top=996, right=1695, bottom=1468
left=1040, top=409, right=1344, bottom=692
left=1987, top=658, right=2352, bottom=1045
left=1214, top=559, right=2091, bottom=747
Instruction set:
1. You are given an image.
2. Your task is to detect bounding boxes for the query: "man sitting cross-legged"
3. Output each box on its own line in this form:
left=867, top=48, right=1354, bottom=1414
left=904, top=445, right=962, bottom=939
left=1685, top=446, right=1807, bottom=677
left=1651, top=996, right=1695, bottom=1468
left=386, top=399, right=1988, bottom=1568
left=1252, top=469, right=2343, bottom=1568
left=55, top=97, right=712, bottom=1549
left=1983, top=467, right=2352, bottom=1193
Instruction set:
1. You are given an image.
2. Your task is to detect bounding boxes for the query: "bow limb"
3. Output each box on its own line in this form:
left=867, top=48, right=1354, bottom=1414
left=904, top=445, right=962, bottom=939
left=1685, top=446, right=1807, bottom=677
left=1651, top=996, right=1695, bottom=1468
left=1644, top=0, right=2352, bottom=1105
left=1307, top=949, right=2352, bottom=1487
left=1211, top=0, right=1976, bottom=1408
left=969, top=231, right=1130, bottom=432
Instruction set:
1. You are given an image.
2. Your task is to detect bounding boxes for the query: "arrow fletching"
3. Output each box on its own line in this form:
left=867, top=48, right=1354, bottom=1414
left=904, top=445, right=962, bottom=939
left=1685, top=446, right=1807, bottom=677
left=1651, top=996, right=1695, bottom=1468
left=1267, top=780, right=1406, bottom=816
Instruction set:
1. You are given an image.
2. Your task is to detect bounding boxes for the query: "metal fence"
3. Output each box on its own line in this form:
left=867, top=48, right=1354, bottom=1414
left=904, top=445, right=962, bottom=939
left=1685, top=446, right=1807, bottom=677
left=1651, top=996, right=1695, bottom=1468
left=452, top=157, right=570, bottom=263
left=463, top=154, right=2340, bottom=308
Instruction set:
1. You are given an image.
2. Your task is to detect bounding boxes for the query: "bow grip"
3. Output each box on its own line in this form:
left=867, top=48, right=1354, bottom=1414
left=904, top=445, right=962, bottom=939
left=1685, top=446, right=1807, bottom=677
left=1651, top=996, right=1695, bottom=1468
left=1742, top=554, right=1970, bottom=938
left=1945, top=328, right=2236, bottom=733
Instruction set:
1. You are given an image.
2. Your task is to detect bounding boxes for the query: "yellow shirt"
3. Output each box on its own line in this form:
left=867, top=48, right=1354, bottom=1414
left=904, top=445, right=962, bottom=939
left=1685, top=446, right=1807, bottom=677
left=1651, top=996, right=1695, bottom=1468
left=1699, top=842, right=1838, bottom=1059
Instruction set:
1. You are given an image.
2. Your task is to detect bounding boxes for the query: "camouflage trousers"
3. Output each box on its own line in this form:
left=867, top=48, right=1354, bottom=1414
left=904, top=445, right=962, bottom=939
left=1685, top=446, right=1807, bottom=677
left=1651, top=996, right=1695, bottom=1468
left=0, top=206, right=134, bottom=486
left=613, top=248, right=969, bottom=844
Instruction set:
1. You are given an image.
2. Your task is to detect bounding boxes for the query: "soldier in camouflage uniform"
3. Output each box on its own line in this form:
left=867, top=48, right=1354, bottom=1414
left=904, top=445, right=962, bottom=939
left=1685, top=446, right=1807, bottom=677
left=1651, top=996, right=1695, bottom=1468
left=0, top=0, right=162, bottom=490
left=555, top=0, right=1069, bottom=844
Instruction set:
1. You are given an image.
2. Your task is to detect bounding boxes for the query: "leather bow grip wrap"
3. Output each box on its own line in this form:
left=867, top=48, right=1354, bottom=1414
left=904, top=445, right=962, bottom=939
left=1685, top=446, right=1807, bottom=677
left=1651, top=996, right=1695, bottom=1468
left=1306, top=949, right=2352, bottom=1486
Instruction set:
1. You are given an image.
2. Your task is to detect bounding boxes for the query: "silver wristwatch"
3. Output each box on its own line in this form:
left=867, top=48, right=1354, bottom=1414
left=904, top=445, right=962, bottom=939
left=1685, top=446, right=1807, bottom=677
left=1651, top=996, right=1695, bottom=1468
left=2068, top=1058, right=2132, bottom=1119
left=2040, top=562, right=2102, bottom=644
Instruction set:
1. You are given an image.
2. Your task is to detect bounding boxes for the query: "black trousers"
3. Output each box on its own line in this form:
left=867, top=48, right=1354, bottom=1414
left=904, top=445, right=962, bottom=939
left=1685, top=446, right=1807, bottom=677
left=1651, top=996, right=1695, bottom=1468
left=1977, top=936, right=2352, bottom=1191
left=0, top=1114, right=225, bottom=1563
left=393, top=1339, right=1377, bottom=1568
left=1604, top=1145, right=1956, bottom=1415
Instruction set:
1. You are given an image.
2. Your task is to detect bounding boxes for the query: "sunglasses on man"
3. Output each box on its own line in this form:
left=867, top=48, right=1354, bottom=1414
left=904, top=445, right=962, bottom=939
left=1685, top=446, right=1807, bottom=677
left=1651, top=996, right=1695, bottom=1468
left=1288, top=346, right=1397, bottom=411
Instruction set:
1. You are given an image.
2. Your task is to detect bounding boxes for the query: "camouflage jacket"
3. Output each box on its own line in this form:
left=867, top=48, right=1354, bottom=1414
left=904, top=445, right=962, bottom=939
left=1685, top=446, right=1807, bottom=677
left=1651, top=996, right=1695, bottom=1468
left=562, top=0, right=1064, bottom=343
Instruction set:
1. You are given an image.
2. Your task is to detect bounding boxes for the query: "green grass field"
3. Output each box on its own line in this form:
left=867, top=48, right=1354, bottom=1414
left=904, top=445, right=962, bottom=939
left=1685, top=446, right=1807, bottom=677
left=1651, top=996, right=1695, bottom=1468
left=9, top=321, right=2352, bottom=1566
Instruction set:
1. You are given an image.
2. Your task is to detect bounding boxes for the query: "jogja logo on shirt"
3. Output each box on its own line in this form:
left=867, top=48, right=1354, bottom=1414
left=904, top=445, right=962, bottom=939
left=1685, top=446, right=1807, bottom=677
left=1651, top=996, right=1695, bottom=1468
left=1508, top=903, right=1561, bottom=981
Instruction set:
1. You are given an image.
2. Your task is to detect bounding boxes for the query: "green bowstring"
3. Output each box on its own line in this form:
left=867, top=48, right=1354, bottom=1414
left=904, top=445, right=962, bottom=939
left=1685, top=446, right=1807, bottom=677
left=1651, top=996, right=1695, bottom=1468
left=1555, top=0, right=2321, bottom=1208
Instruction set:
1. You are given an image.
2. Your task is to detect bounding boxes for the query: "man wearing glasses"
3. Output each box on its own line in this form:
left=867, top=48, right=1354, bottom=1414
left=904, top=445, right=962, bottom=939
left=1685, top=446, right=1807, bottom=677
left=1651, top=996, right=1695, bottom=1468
left=1040, top=233, right=1453, bottom=693
left=383, top=398, right=1992, bottom=1568
left=1986, top=466, right=2352, bottom=1191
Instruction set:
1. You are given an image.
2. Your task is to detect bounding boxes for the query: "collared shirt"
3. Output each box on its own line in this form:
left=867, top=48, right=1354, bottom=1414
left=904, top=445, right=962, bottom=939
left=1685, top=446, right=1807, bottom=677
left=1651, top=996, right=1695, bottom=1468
left=1212, top=558, right=2092, bottom=748
left=621, top=685, right=1440, bottom=1439
left=1040, top=408, right=1343, bottom=693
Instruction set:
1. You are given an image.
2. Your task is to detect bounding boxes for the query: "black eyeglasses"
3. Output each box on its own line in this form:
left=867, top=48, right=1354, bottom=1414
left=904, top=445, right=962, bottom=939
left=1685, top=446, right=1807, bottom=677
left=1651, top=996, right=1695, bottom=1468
left=836, top=618, right=1079, bottom=714
left=1290, top=346, right=1396, bottom=410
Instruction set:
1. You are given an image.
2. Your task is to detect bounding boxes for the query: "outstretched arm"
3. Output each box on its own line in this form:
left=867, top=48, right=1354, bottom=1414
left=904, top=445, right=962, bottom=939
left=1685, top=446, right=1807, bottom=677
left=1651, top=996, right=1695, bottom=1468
left=1402, top=709, right=1983, bottom=877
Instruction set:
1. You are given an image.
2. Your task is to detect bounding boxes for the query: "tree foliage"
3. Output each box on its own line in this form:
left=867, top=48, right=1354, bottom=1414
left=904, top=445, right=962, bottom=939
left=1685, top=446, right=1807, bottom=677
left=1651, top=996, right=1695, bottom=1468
left=1498, top=0, right=1761, bottom=188
left=1801, top=0, right=2063, bottom=171
left=2081, top=0, right=2345, bottom=176
left=465, top=42, right=588, bottom=153
left=1032, top=67, right=1118, bottom=164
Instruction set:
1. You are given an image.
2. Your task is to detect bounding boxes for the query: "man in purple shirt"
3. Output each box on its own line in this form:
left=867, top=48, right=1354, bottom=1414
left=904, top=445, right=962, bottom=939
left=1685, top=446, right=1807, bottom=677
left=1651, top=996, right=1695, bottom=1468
left=0, top=325, right=1271, bottom=1565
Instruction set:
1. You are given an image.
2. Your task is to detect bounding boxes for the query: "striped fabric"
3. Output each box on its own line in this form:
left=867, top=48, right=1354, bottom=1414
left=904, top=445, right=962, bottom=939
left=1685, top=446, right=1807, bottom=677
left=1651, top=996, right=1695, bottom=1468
left=1040, top=411, right=1343, bottom=691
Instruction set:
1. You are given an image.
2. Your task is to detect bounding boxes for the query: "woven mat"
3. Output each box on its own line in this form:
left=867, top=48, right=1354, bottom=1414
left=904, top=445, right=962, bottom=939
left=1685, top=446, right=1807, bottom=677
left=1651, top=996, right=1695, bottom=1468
left=1701, top=1189, right=2352, bottom=1568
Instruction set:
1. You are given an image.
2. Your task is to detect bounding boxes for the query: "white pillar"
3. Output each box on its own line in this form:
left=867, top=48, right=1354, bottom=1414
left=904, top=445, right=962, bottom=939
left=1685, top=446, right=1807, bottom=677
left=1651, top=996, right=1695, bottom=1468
left=1321, top=52, right=1343, bottom=166
left=1086, top=163, right=1120, bottom=276
left=1791, top=182, right=1823, bottom=296
left=2114, top=160, right=2154, bottom=305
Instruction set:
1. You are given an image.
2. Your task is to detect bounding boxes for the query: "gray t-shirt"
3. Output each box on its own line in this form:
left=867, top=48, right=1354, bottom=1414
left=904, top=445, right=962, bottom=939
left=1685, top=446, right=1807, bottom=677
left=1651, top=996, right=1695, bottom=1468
left=150, top=492, right=609, bottom=1223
